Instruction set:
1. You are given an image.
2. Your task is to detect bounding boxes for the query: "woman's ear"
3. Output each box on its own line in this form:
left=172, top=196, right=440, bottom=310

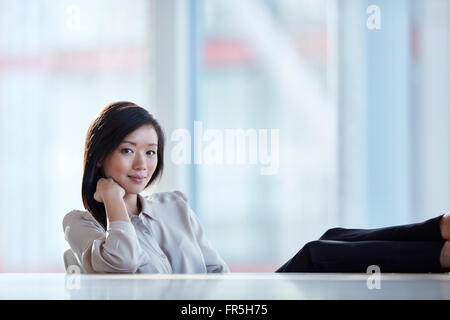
left=96, top=161, right=102, bottom=167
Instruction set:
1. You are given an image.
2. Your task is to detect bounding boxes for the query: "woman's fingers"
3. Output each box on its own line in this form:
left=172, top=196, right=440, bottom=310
left=93, top=190, right=103, bottom=203
left=94, top=177, right=126, bottom=202
left=107, top=177, right=126, bottom=197
left=93, top=177, right=107, bottom=202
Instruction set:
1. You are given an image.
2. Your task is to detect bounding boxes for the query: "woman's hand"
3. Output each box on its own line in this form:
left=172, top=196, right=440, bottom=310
left=93, top=177, right=125, bottom=203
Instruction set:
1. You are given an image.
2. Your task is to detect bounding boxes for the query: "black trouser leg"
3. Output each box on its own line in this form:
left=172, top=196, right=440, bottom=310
left=276, top=215, right=447, bottom=273
left=319, top=215, right=444, bottom=242
left=276, top=240, right=317, bottom=272
left=276, top=239, right=445, bottom=273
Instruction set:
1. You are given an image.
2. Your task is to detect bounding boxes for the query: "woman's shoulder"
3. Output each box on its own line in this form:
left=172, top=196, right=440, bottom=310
left=145, top=190, right=189, bottom=204
left=143, top=190, right=191, bottom=220
left=62, top=209, right=102, bottom=230
left=145, top=191, right=192, bottom=223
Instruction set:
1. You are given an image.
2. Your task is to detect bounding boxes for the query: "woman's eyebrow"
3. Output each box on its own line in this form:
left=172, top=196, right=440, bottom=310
left=122, top=140, right=158, bottom=147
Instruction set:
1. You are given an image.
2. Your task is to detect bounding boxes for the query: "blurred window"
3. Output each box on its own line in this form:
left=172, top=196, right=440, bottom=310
left=0, top=0, right=153, bottom=272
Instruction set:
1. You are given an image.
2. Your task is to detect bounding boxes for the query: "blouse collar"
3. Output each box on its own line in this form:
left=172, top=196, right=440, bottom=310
left=132, top=193, right=158, bottom=220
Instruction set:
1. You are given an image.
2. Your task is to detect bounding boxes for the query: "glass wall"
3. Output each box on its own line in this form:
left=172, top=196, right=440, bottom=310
left=195, top=0, right=338, bottom=271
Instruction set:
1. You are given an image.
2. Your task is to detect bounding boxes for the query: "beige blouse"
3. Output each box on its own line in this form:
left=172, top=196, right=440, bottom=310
left=62, top=190, right=230, bottom=274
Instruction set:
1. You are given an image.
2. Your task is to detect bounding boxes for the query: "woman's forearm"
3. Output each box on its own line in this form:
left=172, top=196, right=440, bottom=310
left=103, top=192, right=130, bottom=226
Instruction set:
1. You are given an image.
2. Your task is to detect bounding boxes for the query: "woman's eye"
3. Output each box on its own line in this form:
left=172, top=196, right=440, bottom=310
left=121, top=148, right=133, bottom=154
left=147, top=150, right=156, bottom=156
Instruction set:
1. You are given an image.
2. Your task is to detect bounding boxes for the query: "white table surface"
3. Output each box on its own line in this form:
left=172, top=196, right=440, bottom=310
left=0, top=273, right=449, bottom=300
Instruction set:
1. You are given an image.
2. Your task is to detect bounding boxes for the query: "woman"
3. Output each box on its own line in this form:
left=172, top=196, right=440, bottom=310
left=63, top=101, right=229, bottom=273
left=63, top=101, right=450, bottom=274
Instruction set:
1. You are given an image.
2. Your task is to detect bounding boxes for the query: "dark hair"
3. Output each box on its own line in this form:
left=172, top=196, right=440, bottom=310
left=81, top=101, right=165, bottom=229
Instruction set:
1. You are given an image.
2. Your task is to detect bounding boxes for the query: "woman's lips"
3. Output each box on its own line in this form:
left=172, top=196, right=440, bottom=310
left=128, top=175, right=146, bottom=183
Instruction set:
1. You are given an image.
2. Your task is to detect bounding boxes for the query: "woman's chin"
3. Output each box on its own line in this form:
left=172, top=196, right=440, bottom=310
left=122, top=179, right=150, bottom=195
left=124, top=186, right=144, bottom=195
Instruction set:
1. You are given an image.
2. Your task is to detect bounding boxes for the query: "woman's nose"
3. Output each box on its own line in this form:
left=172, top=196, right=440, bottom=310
left=133, top=152, right=146, bottom=170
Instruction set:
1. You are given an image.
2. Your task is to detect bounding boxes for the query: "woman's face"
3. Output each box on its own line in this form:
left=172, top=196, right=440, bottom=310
left=100, top=124, right=158, bottom=195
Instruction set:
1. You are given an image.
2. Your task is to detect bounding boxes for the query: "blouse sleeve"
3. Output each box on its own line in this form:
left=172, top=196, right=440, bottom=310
left=62, top=210, right=141, bottom=273
left=173, top=191, right=231, bottom=273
